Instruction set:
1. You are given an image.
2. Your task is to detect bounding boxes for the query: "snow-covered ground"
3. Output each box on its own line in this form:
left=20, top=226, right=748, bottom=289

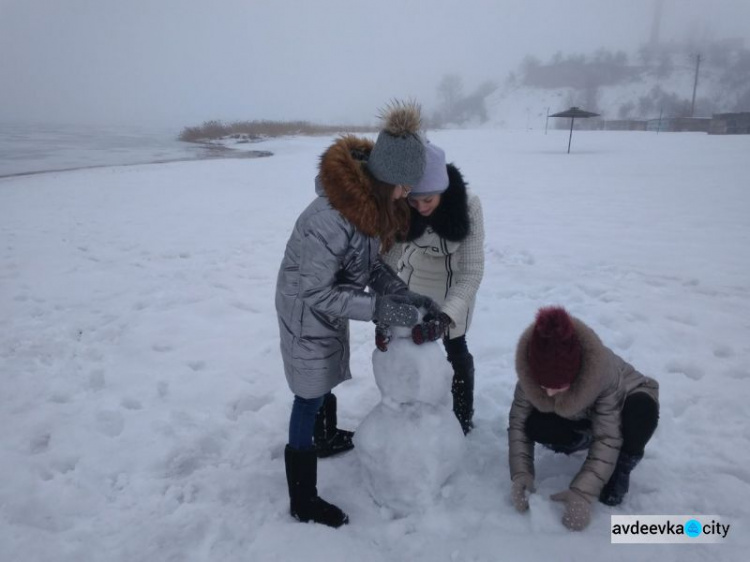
left=1, top=129, right=749, bottom=561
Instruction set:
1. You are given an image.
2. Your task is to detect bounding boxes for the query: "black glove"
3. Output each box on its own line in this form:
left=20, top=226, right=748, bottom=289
left=396, top=289, right=439, bottom=315
left=375, top=324, right=391, bottom=352
left=373, top=294, right=419, bottom=327
left=412, top=312, right=452, bottom=345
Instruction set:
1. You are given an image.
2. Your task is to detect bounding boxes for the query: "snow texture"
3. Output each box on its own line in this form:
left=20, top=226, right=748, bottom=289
left=1, top=129, right=749, bottom=561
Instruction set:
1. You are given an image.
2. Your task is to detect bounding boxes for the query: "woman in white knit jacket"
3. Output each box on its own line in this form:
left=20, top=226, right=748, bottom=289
left=382, top=142, right=485, bottom=433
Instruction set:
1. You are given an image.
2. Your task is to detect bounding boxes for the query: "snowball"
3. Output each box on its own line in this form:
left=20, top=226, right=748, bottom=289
left=372, top=337, right=453, bottom=407
left=355, top=401, right=465, bottom=516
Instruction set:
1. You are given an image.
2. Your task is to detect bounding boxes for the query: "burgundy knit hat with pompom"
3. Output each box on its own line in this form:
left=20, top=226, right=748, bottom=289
left=527, top=306, right=582, bottom=389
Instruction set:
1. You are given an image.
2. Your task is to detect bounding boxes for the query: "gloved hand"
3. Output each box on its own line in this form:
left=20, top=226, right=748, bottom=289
left=511, top=474, right=535, bottom=513
left=550, top=489, right=592, bottom=531
left=373, top=294, right=419, bottom=327
left=412, top=312, right=452, bottom=345
left=396, top=289, right=439, bottom=314
left=375, top=324, right=391, bottom=352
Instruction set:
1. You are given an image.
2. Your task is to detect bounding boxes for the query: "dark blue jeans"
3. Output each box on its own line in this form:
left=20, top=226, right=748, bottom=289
left=288, top=394, right=325, bottom=451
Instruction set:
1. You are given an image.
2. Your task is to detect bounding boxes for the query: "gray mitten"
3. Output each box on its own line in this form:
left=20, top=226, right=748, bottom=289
left=397, top=289, right=439, bottom=314
left=373, top=295, right=419, bottom=327
left=511, top=474, right=535, bottom=513
left=550, top=489, right=592, bottom=531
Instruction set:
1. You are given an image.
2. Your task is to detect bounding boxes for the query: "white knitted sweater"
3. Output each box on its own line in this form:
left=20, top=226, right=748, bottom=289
left=384, top=193, right=485, bottom=338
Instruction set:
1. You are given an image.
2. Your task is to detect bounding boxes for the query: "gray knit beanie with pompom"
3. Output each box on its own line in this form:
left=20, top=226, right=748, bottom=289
left=366, top=100, right=426, bottom=187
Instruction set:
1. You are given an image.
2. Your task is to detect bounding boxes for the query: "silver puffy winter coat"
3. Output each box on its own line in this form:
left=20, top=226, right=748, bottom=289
left=275, top=136, right=407, bottom=399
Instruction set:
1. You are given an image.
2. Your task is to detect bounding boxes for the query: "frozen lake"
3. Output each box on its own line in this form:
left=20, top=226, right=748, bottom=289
left=0, top=122, right=264, bottom=177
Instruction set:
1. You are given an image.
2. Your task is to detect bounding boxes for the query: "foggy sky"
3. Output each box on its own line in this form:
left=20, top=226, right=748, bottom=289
left=2, top=0, right=749, bottom=128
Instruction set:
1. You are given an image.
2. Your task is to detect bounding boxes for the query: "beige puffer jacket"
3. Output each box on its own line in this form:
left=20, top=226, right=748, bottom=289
left=508, top=316, right=659, bottom=501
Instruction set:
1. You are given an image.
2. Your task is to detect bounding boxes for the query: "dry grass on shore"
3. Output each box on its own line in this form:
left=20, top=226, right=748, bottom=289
left=178, top=120, right=378, bottom=142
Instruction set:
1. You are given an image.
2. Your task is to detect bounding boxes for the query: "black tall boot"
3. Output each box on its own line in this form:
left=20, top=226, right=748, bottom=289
left=450, top=353, right=475, bottom=435
left=599, top=451, right=643, bottom=506
left=314, top=393, right=354, bottom=458
left=284, top=445, right=349, bottom=528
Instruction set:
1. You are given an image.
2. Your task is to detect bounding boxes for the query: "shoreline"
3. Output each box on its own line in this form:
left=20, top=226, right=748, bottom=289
left=0, top=148, right=273, bottom=180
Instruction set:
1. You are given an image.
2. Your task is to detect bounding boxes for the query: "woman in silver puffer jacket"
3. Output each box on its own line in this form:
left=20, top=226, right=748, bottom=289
left=508, top=306, right=659, bottom=531
left=275, top=101, right=435, bottom=528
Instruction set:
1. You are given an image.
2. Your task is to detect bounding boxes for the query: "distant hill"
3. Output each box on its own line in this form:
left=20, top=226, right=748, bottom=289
left=483, top=40, right=750, bottom=130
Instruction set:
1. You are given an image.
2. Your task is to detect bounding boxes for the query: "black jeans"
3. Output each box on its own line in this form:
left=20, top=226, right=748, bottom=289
left=443, top=334, right=470, bottom=362
left=525, top=392, right=659, bottom=456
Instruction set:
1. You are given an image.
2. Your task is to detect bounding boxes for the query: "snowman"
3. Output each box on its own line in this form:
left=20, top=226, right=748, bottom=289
left=354, top=319, right=466, bottom=516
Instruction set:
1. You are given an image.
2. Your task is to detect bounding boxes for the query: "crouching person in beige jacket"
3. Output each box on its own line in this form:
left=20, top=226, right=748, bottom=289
left=508, top=307, right=659, bottom=531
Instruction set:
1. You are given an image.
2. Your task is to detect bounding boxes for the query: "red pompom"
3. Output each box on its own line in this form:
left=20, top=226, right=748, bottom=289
left=528, top=307, right=582, bottom=389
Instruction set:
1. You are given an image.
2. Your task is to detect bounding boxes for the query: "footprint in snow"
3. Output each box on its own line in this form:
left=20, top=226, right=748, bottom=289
left=712, top=345, right=734, bottom=359
left=665, top=313, right=697, bottom=327
left=187, top=360, right=207, bottom=372
left=29, top=433, right=51, bottom=454
left=121, top=397, right=143, bottom=410
left=96, top=410, right=125, bottom=437
left=88, top=369, right=106, bottom=391
left=723, top=367, right=748, bottom=380
left=665, top=360, right=704, bottom=381
left=157, top=380, right=169, bottom=399
left=225, top=394, right=273, bottom=421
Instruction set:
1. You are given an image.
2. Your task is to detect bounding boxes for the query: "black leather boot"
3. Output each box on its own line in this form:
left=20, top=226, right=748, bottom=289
left=284, top=445, right=349, bottom=527
left=314, top=393, right=354, bottom=458
left=450, top=353, right=475, bottom=434
left=599, top=452, right=643, bottom=506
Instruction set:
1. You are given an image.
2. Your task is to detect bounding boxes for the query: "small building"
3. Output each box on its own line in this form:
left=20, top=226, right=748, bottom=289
left=603, top=120, right=648, bottom=131
left=646, top=117, right=711, bottom=133
left=708, top=112, right=750, bottom=135
left=559, top=118, right=604, bottom=131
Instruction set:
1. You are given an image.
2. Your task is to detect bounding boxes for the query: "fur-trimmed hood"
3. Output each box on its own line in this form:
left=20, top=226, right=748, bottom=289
left=405, top=163, right=470, bottom=242
left=317, top=135, right=382, bottom=238
left=515, top=316, right=617, bottom=418
left=509, top=313, right=659, bottom=500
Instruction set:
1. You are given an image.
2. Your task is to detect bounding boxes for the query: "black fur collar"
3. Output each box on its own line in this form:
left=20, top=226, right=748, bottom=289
left=405, top=163, right=470, bottom=242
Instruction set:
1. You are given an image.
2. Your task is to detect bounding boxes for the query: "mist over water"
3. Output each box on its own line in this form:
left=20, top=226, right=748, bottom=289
left=1, top=0, right=747, bottom=177
left=0, top=124, right=211, bottom=177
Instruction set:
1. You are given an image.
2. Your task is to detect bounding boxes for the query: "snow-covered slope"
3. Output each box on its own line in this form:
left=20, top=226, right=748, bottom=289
left=486, top=47, right=748, bottom=130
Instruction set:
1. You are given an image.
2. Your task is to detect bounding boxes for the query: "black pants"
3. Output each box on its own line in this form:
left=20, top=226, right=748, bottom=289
left=525, top=392, right=658, bottom=456
left=443, top=334, right=470, bottom=362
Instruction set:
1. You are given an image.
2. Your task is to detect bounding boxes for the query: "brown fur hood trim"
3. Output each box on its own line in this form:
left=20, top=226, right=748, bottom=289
left=318, top=135, right=381, bottom=237
left=515, top=315, right=618, bottom=418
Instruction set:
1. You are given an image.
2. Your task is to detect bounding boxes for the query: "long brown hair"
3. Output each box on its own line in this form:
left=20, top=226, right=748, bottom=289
left=369, top=178, right=410, bottom=253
